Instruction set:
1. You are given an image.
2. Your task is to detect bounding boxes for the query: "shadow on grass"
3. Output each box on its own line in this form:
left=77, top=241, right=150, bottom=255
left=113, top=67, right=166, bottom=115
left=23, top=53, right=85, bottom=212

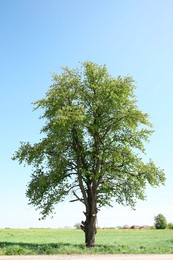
left=5, top=241, right=171, bottom=255
left=0, top=241, right=85, bottom=255
left=0, top=241, right=121, bottom=255
left=0, top=241, right=135, bottom=255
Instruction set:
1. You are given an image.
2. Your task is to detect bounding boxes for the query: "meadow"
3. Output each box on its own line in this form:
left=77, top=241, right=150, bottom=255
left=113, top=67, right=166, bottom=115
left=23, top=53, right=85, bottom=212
left=0, top=228, right=173, bottom=255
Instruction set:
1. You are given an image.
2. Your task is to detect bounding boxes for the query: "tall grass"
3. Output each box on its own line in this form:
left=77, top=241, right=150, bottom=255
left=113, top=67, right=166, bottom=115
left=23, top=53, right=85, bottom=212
left=0, top=228, right=173, bottom=255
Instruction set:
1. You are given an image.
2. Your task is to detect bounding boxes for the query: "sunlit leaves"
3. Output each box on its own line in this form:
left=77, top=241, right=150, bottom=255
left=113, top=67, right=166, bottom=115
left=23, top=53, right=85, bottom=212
left=12, top=61, right=165, bottom=219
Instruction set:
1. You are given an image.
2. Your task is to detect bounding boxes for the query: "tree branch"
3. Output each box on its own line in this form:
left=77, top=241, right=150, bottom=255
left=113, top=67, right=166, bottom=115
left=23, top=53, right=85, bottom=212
left=70, top=191, right=85, bottom=204
left=101, top=116, right=125, bottom=140
left=72, top=127, right=89, bottom=209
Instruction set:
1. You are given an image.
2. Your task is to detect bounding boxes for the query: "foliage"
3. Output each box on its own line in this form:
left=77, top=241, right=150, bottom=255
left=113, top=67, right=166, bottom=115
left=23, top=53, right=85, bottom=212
left=12, top=61, right=165, bottom=246
left=154, top=213, right=167, bottom=229
left=167, top=223, right=173, bottom=229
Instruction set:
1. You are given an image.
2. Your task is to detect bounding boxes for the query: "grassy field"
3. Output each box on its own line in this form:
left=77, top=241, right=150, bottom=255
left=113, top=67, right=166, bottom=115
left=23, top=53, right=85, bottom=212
left=0, top=228, right=173, bottom=255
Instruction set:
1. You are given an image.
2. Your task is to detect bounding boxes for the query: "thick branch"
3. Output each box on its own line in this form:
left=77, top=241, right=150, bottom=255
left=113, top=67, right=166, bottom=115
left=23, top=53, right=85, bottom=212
left=70, top=191, right=85, bottom=204
left=72, top=127, right=89, bottom=209
left=72, top=128, right=88, bottom=171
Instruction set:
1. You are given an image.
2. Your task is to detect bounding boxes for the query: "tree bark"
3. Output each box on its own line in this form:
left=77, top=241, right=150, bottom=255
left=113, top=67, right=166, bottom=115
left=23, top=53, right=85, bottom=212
left=81, top=185, right=98, bottom=247
left=81, top=211, right=97, bottom=247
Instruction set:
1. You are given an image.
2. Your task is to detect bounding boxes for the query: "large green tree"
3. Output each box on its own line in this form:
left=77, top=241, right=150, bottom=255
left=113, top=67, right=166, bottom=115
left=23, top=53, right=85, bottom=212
left=154, top=213, right=167, bottom=229
left=13, top=62, right=165, bottom=247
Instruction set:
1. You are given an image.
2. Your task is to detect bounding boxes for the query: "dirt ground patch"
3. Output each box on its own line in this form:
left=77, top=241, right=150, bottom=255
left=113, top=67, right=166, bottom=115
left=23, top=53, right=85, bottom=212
left=0, top=255, right=173, bottom=260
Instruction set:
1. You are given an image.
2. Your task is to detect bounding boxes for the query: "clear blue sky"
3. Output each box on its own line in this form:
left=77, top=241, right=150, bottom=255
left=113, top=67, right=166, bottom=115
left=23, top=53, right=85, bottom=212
left=0, top=0, right=173, bottom=228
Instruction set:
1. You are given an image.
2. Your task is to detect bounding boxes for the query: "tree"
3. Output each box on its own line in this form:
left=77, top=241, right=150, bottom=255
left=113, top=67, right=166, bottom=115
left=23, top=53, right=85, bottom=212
left=12, top=62, right=165, bottom=247
left=74, top=223, right=81, bottom=229
left=154, top=214, right=167, bottom=229
left=167, top=223, right=173, bottom=229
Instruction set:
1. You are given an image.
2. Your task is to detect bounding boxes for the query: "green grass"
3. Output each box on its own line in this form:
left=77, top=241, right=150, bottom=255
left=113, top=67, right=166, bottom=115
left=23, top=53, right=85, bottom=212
left=0, top=228, right=173, bottom=255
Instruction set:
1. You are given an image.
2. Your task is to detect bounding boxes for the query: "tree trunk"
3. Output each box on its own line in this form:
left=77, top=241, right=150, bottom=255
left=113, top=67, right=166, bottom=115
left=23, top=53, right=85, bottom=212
left=81, top=212, right=97, bottom=247
left=85, top=213, right=97, bottom=247
left=81, top=187, right=98, bottom=248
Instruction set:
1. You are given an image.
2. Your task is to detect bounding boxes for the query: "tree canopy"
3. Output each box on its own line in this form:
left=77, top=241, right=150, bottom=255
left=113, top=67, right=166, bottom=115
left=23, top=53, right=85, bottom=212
left=154, top=213, right=167, bottom=229
left=13, top=61, right=165, bottom=247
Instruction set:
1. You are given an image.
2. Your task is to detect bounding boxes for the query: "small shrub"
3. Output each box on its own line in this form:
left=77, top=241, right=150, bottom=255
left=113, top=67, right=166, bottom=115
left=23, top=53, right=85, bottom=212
left=149, top=226, right=155, bottom=230
left=154, top=213, right=167, bottom=229
left=167, top=223, right=173, bottom=229
left=74, top=223, right=81, bottom=229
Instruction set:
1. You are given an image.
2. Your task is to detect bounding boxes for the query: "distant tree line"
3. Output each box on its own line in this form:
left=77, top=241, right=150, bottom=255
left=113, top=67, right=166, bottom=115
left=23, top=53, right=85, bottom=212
left=74, top=213, right=173, bottom=230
